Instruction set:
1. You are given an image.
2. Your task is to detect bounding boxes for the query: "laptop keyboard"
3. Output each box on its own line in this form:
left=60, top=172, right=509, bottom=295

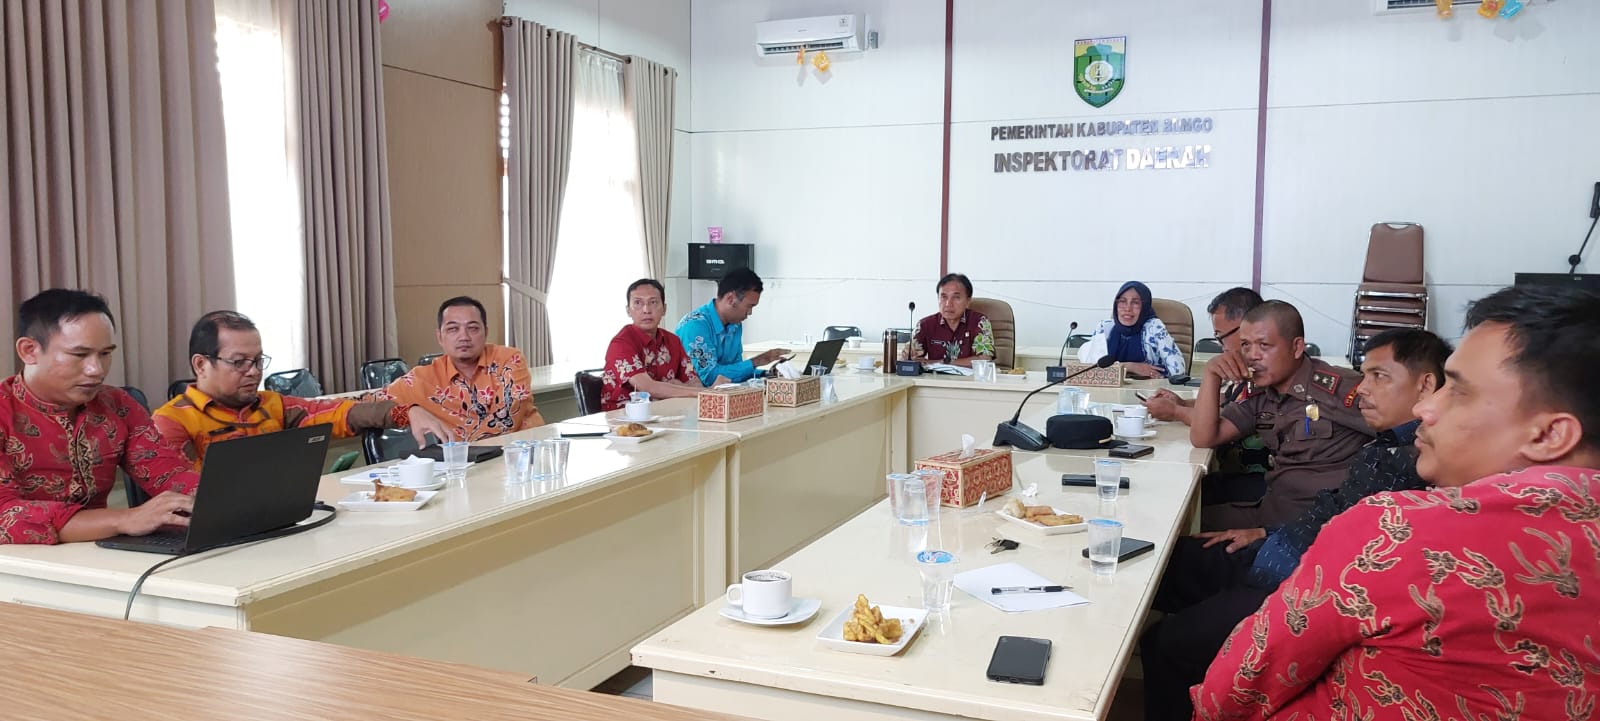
left=137, top=534, right=188, bottom=549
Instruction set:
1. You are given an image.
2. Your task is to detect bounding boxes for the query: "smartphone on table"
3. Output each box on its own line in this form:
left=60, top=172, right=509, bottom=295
left=986, top=635, right=1052, bottom=685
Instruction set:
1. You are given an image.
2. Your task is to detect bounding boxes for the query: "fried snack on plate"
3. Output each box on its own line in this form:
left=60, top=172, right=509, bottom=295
left=1002, top=497, right=1027, bottom=518
left=614, top=422, right=652, bottom=437
left=1034, top=513, right=1084, bottom=527
left=844, top=594, right=904, bottom=644
left=1023, top=505, right=1056, bottom=519
left=371, top=481, right=417, bottom=502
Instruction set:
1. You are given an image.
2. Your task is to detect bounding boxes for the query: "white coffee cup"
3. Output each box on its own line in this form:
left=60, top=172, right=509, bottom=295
left=847, top=337, right=862, bottom=349
left=396, top=457, right=435, bottom=487
left=1115, top=414, right=1146, bottom=437
left=856, top=357, right=876, bottom=370
left=625, top=400, right=652, bottom=420
left=725, top=569, right=793, bottom=619
left=1123, top=405, right=1149, bottom=420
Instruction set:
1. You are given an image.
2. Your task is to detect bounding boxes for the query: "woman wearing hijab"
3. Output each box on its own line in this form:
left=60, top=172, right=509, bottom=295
left=1078, top=281, right=1186, bottom=379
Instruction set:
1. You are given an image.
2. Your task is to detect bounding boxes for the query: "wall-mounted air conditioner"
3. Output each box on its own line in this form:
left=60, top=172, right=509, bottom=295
left=754, top=14, right=867, bottom=57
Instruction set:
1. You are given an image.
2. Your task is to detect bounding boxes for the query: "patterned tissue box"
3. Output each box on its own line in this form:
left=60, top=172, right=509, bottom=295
left=1062, top=362, right=1126, bottom=388
left=914, top=447, right=1014, bottom=508
left=765, top=376, right=820, bottom=408
left=697, top=385, right=766, bottom=423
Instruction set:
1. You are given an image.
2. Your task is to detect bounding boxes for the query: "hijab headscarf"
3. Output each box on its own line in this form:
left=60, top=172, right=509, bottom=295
left=1107, top=281, right=1155, bottom=363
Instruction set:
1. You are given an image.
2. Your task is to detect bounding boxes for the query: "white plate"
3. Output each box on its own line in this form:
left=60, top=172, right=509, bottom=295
left=1114, top=429, right=1158, bottom=440
left=336, top=490, right=439, bottom=512
left=995, top=506, right=1088, bottom=535
left=995, top=372, right=1029, bottom=382
left=338, top=470, right=446, bottom=491
left=617, top=415, right=662, bottom=423
left=606, top=430, right=660, bottom=444
left=816, top=603, right=926, bottom=656
left=718, top=598, right=822, bottom=626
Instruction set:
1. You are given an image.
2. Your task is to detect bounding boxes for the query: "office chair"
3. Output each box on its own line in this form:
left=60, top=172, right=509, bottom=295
left=363, top=428, right=422, bottom=465
left=573, top=369, right=604, bottom=417
left=966, top=298, right=1016, bottom=370
left=359, top=358, right=408, bottom=390
left=1349, top=222, right=1427, bottom=366
left=1151, top=298, right=1195, bottom=372
left=823, top=325, right=862, bottom=341
left=122, top=386, right=149, bottom=412
left=264, top=369, right=324, bottom=398
left=417, top=353, right=443, bottom=367
left=167, top=379, right=194, bottom=400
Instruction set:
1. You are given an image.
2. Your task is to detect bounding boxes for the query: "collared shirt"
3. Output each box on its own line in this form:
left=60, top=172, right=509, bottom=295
left=1193, top=465, right=1600, bottom=720
left=908, top=311, right=994, bottom=363
left=152, top=385, right=405, bottom=469
left=1246, top=419, right=1424, bottom=588
left=1217, top=357, right=1373, bottom=527
left=0, top=376, right=199, bottom=544
left=601, top=324, right=699, bottom=411
left=676, top=300, right=755, bottom=385
left=371, top=344, right=542, bottom=441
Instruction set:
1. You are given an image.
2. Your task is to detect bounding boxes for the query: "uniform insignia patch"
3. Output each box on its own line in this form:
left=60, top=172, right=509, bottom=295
left=1310, top=371, right=1340, bottom=395
left=1344, top=385, right=1360, bottom=408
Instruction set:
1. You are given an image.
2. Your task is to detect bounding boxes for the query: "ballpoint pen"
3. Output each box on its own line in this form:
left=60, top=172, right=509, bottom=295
left=990, top=585, right=1072, bottom=595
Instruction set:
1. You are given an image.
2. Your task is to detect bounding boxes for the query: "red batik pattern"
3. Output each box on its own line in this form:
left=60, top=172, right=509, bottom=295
left=1192, top=465, right=1600, bottom=720
left=600, top=324, right=698, bottom=412
left=0, top=376, right=199, bottom=544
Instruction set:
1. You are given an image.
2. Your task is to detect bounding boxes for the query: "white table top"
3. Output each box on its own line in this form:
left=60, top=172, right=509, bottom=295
left=0, top=425, right=734, bottom=607
left=633, top=453, right=1205, bottom=721
left=561, top=374, right=913, bottom=441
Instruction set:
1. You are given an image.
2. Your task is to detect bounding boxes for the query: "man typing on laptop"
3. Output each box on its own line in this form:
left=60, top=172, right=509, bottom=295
left=0, top=290, right=199, bottom=544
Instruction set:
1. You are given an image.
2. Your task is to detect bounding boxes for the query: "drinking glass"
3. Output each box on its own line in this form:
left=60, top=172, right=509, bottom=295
left=502, top=442, right=531, bottom=485
left=916, top=550, right=958, bottom=616
left=530, top=439, right=571, bottom=481
left=1086, top=519, right=1124, bottom=576
left=972, top=359, right=997, bottom=383
left=1094, top=459, right=1122, bottom=502
left=891, top=473, right=928, bottom=526
left=441, top=441, right=469, bottom=483
left=1057, top=386, right=1088, bottom=415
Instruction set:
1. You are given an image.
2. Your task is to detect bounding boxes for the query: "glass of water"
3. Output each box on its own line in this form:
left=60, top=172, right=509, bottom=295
left=1094, top=459, right=1122, bottom=502
left=1086, top=519, right=1124, bottom=576
left=441, top=441, right=469, bottom=483
left=891, top=473, right=928, bottom=526
left=502, top=441, right=531, bottom=485
left=916, top=549, right=958, bottom=616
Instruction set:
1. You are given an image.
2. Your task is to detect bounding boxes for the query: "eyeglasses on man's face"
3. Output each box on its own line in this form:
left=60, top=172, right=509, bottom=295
left=210, top=354, right=272, bottom=372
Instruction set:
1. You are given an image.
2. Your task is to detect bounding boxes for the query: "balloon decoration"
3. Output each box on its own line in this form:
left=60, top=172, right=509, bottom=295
left=1436, top=0, right=1531, bottom=20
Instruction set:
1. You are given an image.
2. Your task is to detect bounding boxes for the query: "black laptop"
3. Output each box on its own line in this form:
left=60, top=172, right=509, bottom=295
left=97, top=423, right=332, bottom=555
left=802, top=339, right=846, bottom=375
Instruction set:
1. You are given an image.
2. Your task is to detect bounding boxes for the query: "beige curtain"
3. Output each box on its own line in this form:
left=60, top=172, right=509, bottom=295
left=286, top=0, right=395, bottom=393
left=625, top=57, right=676, bottom=282
left=502, top=18, right=576, bottom=366
left=1, top=1, right=235, bottom=397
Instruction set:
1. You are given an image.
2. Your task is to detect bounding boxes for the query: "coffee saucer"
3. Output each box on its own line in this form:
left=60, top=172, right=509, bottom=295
left=718, top=598, right=822, bottom=626
left=1114, top=428, right=1158, bottom=440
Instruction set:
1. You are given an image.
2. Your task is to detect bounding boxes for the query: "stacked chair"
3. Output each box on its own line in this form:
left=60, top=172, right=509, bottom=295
left=1349, top=222, right=1428, bottom=367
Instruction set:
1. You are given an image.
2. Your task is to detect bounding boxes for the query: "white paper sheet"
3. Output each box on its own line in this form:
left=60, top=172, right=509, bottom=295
left=954, top=562, right=1090, bottom=613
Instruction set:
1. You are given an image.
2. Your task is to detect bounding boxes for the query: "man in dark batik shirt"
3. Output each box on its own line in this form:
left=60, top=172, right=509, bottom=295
left=1139, top=328, right=1451, bottom=721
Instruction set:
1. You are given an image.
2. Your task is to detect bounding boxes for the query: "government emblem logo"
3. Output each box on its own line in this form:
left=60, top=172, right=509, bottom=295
left=1074, top=36, right=1126, bottom=108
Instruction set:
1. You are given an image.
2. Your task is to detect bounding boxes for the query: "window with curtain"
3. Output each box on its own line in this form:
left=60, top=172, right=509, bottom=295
left=215, top=0, right=305, bottom=370
left=531, top=50, right=646, bottom=365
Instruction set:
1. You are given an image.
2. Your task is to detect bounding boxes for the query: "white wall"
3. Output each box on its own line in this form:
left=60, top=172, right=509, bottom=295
left=686, top=0, right=1600, bottom=357
left=501, top=0, right=697, bottom=317
left=1263, top=1, right=1600, bottom=352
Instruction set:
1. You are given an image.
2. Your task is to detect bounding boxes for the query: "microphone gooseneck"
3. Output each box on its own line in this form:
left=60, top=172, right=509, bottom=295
left=1056, top=321, right=1080, bottom=366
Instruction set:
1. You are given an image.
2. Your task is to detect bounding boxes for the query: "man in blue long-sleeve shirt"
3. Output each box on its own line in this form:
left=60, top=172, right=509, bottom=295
left=675, top=268, right=788, bottom=386
left=1138, top=328, right=1452, bottom=721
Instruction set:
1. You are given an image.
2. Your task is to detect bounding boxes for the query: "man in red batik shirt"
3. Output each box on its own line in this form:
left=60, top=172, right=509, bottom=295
left=1, top=290, right=201, bottom=544
left=1192, top=284, right=1600, bottom=720
left=600, top=279, right=720, bottom=412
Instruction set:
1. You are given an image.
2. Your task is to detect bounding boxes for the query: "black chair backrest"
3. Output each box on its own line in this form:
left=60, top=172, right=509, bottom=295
left=123, top=473, right=151, bottom=508
left=264, top=369, right=324, bottom=398
left=573, top=369, right=604, bottom=416
left=363, top=427, right=422, bottom=466
left=123, top=386, right=149, bottom=412
left=1195, top=338, right=1224, bottom=354
left=1065, top=334, right=1092, bottom=349
left=1305, top=342, right=1322, bottom=358
left=823, top=325, right=862, bottom=341
left=167, top=379, right=194, bottom=400
left=417, top=353, right=442, bottom=367
left=359, top=358, right=408, bottom=390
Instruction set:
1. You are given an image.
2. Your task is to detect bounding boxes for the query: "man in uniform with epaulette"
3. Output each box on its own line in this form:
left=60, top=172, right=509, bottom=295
left=1189, top=300, right=1371, bottom=530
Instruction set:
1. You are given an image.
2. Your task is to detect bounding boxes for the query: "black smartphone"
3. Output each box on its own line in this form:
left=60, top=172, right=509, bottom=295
left=1061, top=473, right=1129, bottom=489
left=986, top=635, right=1052, bottom=685
left=1081, top=537, right=1156, bottom=562
left=1134, top=391, right=1151, bottom=402
left=1109, top=444, right=1154, bottom=459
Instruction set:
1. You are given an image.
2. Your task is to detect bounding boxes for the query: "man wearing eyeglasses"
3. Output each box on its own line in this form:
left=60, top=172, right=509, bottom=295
left=152, top=311, right=452, bottom=469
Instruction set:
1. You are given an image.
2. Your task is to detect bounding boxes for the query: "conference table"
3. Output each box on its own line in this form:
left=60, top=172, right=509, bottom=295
left=1, top=600, right=747, bottom=721
left=0, top=366, right=1210, bottom=715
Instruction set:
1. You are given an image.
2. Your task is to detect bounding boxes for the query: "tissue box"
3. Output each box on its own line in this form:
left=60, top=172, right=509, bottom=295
left=765, top=375, right=820, bottom=407
left=1062, top=362, right=1126, bottom=388
left=915, top=447, right=1014, bottom=508
left=698, top=385, right=766, bottom=423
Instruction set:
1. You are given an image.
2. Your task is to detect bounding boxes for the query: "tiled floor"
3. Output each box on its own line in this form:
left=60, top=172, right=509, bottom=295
left=593, top=666, right=1144, bottom=718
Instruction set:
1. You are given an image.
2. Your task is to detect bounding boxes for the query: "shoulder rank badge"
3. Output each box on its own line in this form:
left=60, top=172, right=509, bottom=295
left=1310, top=370, right=1340, bottom=395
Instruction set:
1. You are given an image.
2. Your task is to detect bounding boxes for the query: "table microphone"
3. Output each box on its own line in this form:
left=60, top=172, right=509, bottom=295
left=1046, top=321, right=1079, bottom=383
left=994, top=354, right=1115, bottom=451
